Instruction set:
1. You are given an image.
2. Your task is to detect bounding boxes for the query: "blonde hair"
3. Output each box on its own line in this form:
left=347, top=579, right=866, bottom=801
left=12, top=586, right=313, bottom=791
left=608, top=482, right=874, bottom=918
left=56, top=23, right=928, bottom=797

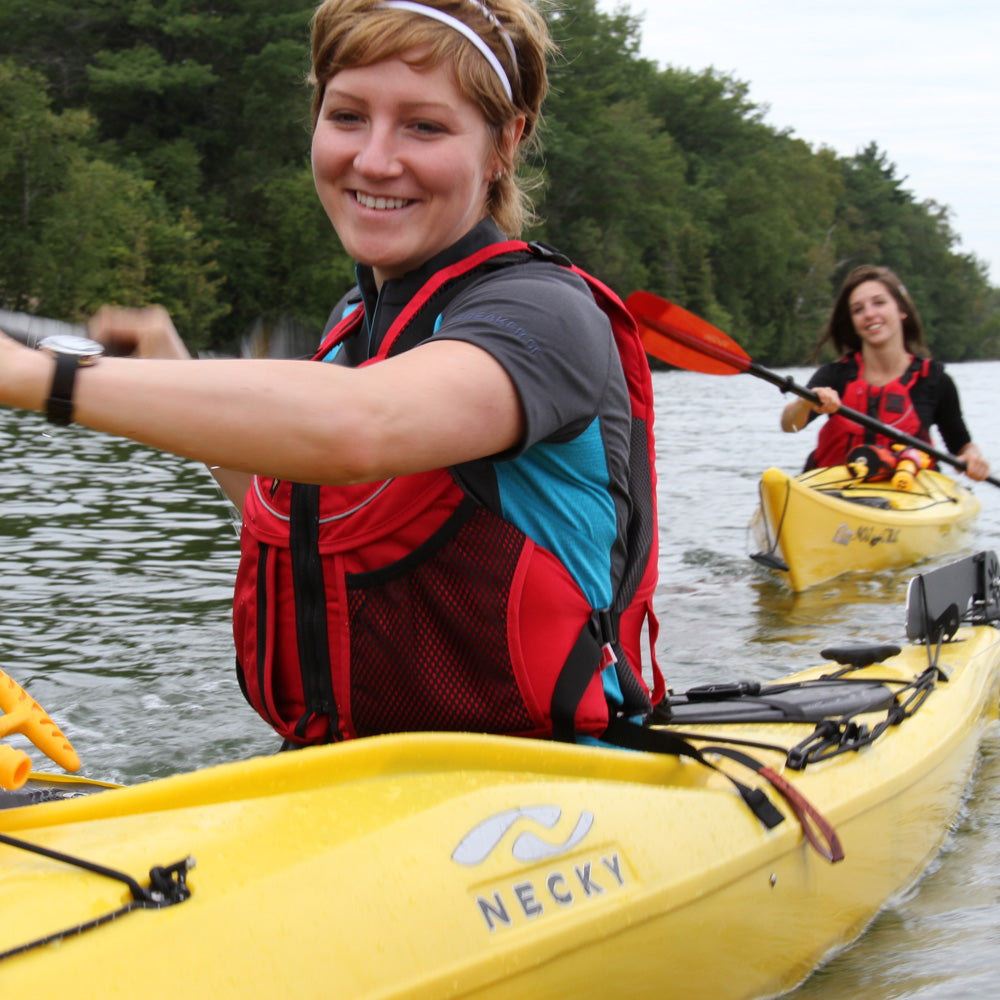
left=309, top=0, right=552, bottom=235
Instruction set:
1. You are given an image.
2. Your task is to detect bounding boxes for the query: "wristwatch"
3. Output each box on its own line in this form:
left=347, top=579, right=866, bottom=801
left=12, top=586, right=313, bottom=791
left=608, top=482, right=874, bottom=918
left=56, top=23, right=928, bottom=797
left=38, top=333, right=105, bottom=426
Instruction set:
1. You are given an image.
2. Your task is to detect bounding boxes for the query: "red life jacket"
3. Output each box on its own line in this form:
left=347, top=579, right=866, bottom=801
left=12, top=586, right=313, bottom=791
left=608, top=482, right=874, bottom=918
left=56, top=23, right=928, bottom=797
left=232, top=241, right=662, bottom=746
left=811, top=352, right=933, bottom=469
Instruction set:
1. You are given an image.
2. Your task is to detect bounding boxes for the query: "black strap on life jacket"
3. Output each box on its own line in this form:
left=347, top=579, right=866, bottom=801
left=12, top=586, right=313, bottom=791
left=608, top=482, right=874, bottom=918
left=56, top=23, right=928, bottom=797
left=320, top=240, right=659, bottom=746
left=550, top=608, right=617, bottom=744
left=290, top=483, right=339, bottom=742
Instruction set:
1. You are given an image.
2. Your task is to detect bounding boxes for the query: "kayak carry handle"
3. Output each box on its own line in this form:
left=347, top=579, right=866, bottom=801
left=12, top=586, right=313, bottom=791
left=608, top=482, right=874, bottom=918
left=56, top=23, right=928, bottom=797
left=0, top=745, right=33, bottom=790
left=820, top=643, right=902, bottom=670
left=0, top=669, right=80, bottom=775
left=684, top=681, right=762, bottom=701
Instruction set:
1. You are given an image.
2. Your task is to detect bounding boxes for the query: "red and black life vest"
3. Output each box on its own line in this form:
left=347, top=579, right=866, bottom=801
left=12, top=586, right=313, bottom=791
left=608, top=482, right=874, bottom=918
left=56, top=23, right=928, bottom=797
left=232, top=241, right=662, bottom=746
left=811, top=352, right=933, bottom=469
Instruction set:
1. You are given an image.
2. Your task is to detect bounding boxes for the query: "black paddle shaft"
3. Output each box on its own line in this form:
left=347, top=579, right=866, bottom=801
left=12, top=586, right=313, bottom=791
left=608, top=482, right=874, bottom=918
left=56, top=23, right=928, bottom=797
left=748, top=361, right=1000, bottom=489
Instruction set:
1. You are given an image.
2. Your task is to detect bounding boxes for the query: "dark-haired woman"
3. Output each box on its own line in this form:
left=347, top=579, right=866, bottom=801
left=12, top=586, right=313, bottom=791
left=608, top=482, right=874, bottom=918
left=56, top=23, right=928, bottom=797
left=781, top=264, right=990, bottom=480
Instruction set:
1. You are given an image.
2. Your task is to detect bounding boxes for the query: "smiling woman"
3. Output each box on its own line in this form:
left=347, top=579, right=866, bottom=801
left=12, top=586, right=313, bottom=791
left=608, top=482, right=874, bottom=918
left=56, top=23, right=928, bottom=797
left=0, top=0, right=662, bottom=755
left=310, top=55, right=522, bottom=281
left=780, top=263, right=991, bottom=482
left=309, top=0, right=549, bottom=239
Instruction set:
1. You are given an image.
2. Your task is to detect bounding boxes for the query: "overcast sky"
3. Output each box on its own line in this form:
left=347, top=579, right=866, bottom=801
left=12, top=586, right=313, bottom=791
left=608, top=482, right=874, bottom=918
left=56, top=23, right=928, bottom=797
left=596, top=1, right=999, bottom=283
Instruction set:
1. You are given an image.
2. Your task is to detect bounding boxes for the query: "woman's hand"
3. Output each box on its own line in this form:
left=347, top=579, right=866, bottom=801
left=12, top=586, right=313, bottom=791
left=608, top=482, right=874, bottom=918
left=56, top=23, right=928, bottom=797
left=810, top=386, right=841, bottom=414
left=958, top=443, right=990, bottom=481
left=781, top=386, right=841, bottom=432
left=88, top=305, right=191, bottom=360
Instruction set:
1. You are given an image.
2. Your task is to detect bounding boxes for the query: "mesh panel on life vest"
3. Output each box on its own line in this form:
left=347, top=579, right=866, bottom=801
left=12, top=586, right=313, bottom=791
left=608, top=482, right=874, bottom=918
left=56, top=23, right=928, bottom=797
left=346, top=502, right=535, bottom=736
left=237, top=239, right=661, bottom=745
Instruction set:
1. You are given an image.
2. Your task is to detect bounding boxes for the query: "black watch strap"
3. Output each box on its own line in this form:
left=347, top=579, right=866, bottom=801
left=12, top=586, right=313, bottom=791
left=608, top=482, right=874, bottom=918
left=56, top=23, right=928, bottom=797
left=46, top=352, right=82, bottom=426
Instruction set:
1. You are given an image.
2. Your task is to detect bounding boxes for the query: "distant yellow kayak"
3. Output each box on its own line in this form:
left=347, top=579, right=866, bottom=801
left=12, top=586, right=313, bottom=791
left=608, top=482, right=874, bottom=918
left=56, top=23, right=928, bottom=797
left=3, top=553, right=999, bottom=1000
left=750, top=465, right=980, bottom=591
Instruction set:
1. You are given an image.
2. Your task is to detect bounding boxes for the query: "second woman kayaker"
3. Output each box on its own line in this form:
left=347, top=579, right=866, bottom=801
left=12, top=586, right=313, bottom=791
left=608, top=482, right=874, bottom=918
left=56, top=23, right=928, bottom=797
left=780, top=263, right=991, bottom=481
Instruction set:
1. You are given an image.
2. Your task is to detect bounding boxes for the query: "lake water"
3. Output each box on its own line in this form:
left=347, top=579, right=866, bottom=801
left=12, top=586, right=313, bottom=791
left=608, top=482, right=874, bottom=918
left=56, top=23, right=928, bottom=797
left=2, top=360, right=999, bottom=997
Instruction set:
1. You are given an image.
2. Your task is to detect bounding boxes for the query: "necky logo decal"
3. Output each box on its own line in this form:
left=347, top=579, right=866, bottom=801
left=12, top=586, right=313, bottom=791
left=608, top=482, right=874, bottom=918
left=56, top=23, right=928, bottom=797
left=452, top=806, right=626, bottom=932
left=451, top=806, right=594, bottom=866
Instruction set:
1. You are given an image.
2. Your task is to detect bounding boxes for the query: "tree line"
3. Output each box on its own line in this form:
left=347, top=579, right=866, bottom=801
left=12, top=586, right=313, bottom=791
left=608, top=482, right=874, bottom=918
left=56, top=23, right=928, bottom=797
left=1, top=0, right=997, bottom=363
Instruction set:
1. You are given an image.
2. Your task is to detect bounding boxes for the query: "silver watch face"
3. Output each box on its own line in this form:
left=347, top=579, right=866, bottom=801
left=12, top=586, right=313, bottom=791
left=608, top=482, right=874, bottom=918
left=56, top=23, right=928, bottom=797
left=39, top=333, right=105, bottom=359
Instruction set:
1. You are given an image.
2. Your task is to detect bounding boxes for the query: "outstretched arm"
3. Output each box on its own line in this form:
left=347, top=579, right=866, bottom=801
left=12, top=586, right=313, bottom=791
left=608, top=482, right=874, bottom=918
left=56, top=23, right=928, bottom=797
left=0, top=312, right=524, bottom=493
left=86, top=306, right=253, bottom=510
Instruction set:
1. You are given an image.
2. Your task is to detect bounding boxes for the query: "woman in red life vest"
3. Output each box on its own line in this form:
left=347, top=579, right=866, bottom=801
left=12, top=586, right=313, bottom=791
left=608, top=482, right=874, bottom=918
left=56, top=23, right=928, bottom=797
left=0, top=0, right=660, bottom=748
left=780, top=264, right=990, bottom=481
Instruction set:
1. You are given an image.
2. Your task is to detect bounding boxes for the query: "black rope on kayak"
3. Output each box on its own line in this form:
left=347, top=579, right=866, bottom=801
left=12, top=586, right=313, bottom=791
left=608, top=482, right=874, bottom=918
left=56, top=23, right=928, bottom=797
left=601, top=718, right=785, bottom=831
left=651, top=649, right=946, bottom=776
left=602, top=718, right=845, bottom=863
left=786, top=662, right=942, bottom=770
left=706, top=745, right=844, bottom=863
left=651, top=669, right=934, bottom=760
left=651, top=726, right=793, bottom=759
left=0, top=831, right=193, bottom=961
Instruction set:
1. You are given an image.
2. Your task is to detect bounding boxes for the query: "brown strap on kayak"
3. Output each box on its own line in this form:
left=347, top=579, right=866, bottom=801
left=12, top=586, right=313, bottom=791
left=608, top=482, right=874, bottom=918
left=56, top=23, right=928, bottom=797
left=601, top=718, right=787, bottom=834
left=704, top=746, right=844, bottom=863
left=601, top=718, right=844, bottom=864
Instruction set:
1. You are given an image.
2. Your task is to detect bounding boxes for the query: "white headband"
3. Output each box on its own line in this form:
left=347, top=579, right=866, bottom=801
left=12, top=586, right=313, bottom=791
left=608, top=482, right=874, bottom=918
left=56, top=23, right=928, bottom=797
left=380, top=1, right=515, bottom=100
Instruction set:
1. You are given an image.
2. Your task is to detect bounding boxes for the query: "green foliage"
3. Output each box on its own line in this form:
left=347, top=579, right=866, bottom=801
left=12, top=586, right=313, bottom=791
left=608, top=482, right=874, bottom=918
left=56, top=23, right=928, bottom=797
left=0, top=0, right=996, bottom=361
left=826, top=143, right=992, bottom=362
left=533, top=0, right=677, bottom=293
left=224, top=166, right=356, bottom=346
left=0, top=0, right=318, bottom=348
left=0, top=58, right=226, bottom=345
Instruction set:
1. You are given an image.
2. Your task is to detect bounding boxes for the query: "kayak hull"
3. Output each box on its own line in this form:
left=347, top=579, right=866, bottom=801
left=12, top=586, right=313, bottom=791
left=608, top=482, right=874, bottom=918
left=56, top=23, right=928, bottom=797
left=3, top=627, right=1000, bottom=1000
left=751, top=465, right=980, bottom=591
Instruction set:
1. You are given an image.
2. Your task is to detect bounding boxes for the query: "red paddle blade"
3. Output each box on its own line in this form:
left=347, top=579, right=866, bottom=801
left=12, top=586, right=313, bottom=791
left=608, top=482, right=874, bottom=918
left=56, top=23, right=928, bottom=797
left=625, top=290, right=751, bottom=376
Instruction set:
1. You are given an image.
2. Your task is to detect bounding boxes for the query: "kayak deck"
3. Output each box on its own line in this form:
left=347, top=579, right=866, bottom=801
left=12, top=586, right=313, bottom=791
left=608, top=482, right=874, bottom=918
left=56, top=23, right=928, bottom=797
left=751, top=465, right=980, bottom=590
left=2, top=555, right=1000, bottom=1000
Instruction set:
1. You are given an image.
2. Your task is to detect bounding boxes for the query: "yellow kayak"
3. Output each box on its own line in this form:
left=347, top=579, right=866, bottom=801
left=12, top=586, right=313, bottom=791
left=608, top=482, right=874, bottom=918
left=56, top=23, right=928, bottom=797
left=2, top=553, right=999, bottom=1000
left=750, top=464, right=980, bottom=591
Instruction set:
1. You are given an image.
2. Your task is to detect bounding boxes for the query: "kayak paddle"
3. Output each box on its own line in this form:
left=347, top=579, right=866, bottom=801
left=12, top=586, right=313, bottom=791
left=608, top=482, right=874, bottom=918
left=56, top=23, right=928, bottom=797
left=0, top=308, right=317, bottom=359
left=0, top=309, right=86, bottom=348
left=626, top=290, right=1000, bottom=489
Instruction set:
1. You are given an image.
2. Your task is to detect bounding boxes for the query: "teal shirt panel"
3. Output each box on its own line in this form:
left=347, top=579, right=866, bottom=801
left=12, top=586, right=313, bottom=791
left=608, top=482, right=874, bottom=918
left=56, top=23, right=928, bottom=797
left=493, top=423, right=616, bottom=611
